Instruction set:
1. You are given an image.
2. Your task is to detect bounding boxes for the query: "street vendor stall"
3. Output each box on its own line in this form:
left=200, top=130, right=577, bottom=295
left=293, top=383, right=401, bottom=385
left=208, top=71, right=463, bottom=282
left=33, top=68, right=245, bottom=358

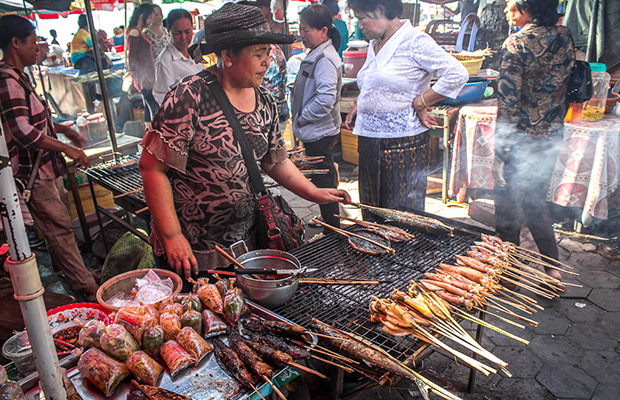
left=449, top=103, right=620, bottom=227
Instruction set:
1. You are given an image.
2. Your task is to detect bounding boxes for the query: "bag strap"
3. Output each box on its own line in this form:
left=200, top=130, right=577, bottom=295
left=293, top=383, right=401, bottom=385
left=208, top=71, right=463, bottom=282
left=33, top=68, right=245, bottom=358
left=198, top=70, right=267, bottom=196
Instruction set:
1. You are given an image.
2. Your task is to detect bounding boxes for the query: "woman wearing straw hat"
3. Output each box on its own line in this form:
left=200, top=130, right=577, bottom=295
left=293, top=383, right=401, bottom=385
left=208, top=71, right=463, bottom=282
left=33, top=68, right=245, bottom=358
left=139, top=3, right=351, bottom=281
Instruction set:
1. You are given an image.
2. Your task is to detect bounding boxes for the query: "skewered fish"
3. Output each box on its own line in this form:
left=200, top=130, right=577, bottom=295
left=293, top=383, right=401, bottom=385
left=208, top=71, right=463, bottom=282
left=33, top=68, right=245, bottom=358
left=242, top=317, right=308, bottom=342
left=349, top=228, right=392, bottom=255
left=229, top=331, right=274, bottom=378
left=351, top=202, right=454, bottom=236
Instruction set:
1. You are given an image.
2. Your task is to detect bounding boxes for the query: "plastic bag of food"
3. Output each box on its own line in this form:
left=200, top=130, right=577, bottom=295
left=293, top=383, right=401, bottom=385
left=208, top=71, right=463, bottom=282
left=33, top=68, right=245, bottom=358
left=61, top=367, right=83, bottom=400
left=77, top=320, right=105, bottom=349
left=134, top=270, right=174, bottom=305
left=142, top=325, right=164, bottom=359
left=100, top=324, right=140, bottom=361
left=160, top=340, right=193, bottom=378
left=176, top=327, right=213, bottom=366
left=77, top=348, right=130, bottom=396
left=126, top=350, right=164, bottom=386
left=215, top=278, right=231, bottom=298
left=222, top=287, right=249, bottom=326
left=160, top=302, right=184, bottom=316
left=115, top=308, right=157, bottom=346
left=160, top=312, right=182, bottom=341
left=181, top=293, right=202, bottom=313
left=202, top=309, right=228, bottom=338
left=180, top=309, right=202, bottom=334
left=197, top=284, right=223, bottom=313
left=191, top=278, right=210, bottom=293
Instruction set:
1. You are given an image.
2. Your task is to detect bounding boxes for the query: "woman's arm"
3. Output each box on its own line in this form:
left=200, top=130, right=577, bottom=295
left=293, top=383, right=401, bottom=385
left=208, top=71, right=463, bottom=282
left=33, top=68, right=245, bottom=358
left=263, top=159, right=350, bottom=204
left=139, top=150, right=198, bottom=280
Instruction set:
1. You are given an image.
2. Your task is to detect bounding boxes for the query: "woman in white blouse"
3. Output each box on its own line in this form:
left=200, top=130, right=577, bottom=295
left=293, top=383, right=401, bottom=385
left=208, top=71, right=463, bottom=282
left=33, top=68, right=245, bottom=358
left=345, top=0, right=468, bottom=212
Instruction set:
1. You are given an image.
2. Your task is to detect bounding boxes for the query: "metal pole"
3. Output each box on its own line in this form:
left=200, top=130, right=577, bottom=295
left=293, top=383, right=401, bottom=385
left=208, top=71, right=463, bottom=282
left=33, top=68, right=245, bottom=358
left=0, top=126, right=67, bottom=400
left=83, top=0, right=119, bottom=162
left=586, top=0, right=599, bottom=62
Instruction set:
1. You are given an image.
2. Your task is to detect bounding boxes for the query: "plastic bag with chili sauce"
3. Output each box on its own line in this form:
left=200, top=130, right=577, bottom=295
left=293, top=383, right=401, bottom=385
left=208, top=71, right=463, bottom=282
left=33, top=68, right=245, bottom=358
left=159, top=312, right=182, bottom=341
left=99, top=324, right=140, bottom=361
left=77, top=320, right=105, bottom=349
left=202, top=309, right=227, bottom=338
left=126, top=350, right=164, bottom=386
left=77, top=348, right=130, bottom=397
left=180, top=309, right=202, bottom=334
left=115, top=308, right=157, bottom=346
left=160, top=340, right=193, bottom=379
left=176, top=327, right=213, bottom=366
left=142, top=325, right=164, bottom=359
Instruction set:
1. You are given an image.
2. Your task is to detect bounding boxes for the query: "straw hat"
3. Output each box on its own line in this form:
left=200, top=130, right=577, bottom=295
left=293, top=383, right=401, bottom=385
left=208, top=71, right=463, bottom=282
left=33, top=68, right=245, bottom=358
left=197, top=3, right=293, bottom=55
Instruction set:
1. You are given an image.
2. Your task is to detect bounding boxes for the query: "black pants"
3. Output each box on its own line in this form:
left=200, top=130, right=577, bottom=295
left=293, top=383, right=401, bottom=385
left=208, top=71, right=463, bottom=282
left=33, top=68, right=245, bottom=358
left=304, top=135, right=340, bottom=232
left=494, top=137, right=561, bottom=262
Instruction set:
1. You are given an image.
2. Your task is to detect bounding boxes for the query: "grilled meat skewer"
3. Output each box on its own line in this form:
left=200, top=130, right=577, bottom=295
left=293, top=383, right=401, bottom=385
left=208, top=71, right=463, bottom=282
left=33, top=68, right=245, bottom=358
left=212, top=339, right=255, bottom=389
left=242, top=317, right=308, bottom=341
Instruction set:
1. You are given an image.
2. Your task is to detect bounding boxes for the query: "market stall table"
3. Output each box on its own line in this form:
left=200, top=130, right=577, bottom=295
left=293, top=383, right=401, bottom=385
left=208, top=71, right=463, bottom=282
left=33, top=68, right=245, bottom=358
left=449, top=104, right=620, bottom=227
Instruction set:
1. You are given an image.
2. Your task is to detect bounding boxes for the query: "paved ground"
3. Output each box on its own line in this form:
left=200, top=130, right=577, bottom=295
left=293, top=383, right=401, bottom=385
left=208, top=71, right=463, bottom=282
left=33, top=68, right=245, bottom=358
left=12, top=157, right=620, bottom=399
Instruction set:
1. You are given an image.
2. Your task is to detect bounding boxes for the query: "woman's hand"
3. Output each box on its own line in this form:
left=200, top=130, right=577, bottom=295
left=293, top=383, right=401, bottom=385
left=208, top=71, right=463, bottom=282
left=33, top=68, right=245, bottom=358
left=306, top=188, right=351, bottom=205
left=344, top=104, right=357, bottom=130
left=415, top=104, right=438, bottom=129
left=163, top=233, right=198, bottom=281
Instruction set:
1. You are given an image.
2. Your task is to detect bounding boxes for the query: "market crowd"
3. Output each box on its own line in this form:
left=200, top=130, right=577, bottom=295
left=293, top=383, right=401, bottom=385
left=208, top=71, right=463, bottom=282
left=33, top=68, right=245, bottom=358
left=0, top=0, right=581, bottom=300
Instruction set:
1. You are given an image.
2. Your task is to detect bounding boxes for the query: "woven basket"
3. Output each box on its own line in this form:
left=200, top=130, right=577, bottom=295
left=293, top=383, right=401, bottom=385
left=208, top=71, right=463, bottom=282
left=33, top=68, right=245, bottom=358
left=458, top=57, right=484, bottom=75
left=96, top=268, right=183, bottom=312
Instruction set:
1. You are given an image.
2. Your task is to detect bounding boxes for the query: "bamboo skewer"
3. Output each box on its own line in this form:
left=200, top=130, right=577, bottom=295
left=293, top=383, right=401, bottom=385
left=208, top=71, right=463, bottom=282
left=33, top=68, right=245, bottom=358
left=262, top=375, right=287, bottom=400
left=299, top=278, right=380, bottom=285
left=311, top=218, right=395, bottom=254
left=306, top=345, right=360, bottom=364
left=452, top=307, right=529, bottom=345
left=286, top=361, right=327, bottom=379
left=249, top=382, right=267, bottom=400
left=471, top=305, right=527, bottom=329
left=484, top=302, right=538, bottom=326
left=134, top=206, right=149, bottom=215
left=113, top=187, right=143, bottom=199
left=310, top=354, right=355, bottom=373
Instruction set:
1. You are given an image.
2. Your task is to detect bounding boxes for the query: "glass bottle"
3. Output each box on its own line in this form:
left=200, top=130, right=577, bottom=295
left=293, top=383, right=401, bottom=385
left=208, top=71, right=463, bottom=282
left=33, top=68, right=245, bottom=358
left=582, top=63, right=610, bottom=122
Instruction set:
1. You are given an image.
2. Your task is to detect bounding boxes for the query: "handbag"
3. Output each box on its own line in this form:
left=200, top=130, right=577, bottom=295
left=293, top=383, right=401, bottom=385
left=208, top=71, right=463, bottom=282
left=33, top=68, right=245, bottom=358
left=565, top=35, right=593, bottom=104
left=200, top=71, right=305, bottom=251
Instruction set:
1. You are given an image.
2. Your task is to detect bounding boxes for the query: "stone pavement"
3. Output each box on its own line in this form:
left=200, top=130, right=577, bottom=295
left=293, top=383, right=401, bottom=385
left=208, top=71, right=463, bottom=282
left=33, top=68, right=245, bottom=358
left=280, top=161, right=620, bottom=400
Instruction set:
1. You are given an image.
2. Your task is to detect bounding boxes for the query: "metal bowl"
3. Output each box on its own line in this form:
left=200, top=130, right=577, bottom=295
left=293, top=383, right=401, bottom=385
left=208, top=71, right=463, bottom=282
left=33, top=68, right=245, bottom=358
left=234, top=249, right=301, bottom=309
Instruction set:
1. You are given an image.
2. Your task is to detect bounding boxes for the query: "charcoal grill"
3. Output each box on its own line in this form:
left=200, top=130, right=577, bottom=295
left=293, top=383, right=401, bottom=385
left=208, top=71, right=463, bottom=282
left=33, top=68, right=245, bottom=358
left=272, top=216, right=491, bottom=394
left=85, top=155, right=148, bottom=249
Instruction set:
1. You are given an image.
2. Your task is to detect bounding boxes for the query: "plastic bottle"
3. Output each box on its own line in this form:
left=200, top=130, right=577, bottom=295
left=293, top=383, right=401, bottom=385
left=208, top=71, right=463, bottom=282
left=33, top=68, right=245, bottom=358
left=76, top=112, right=90, bottom=143
left=582, top=62, right=610, bottom=122
left=0, top=365, right=26, bottom=400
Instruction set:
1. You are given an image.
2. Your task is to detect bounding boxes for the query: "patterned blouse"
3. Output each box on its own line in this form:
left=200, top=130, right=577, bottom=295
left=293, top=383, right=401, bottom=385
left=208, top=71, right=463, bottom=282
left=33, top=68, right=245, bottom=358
left=496, top=23, right=574, bottom=144
left=354, top=20, right=468, bottom=139
left=141, top=73, right=287, bottom=256
left=144, top=28, right=171, bottom=61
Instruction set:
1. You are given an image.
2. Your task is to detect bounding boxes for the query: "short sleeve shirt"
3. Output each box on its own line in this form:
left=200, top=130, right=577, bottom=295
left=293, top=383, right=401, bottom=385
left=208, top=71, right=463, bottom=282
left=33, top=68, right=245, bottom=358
left=141, top=74, right=287, bottom=255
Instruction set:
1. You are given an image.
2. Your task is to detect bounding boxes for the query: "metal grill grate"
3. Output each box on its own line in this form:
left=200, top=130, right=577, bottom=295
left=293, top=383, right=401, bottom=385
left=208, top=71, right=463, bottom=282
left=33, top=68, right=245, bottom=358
left=273, top=222, right=479, bottom=363
left=85, top=155, right=146, bottom=214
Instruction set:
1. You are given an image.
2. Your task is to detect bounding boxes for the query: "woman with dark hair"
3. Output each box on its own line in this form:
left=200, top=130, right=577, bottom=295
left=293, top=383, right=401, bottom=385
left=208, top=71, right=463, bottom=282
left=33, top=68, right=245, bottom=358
left=153, top=9, right=203, bottom=104
left=127, top=3, right=158, bottom=122
left=344, top=0, right=468, bottom=213
left=0, top=15, right=99, bottom=301
left=322, top=0, right=349, bottom=59
left=493, top=0, right=573, bottom=286
left=144, top=4, right=171, bottom=61
left=70, top=14, right=91, bottom=65
left=139, top=3, right=350, bottom=280
left=291, top=4, right=343, bottom=232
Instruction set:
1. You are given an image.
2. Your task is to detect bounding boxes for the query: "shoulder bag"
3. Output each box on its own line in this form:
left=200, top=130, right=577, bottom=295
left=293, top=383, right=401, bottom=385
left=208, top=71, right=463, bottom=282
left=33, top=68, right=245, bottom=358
left=565, top=34, right=593, bottom=104
left=199, top=70, right=305, bottom=251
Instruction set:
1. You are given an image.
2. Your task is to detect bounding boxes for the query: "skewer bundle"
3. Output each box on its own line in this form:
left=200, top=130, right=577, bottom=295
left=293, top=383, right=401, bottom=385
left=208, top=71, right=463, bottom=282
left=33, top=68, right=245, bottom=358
left=368, top=234, right=579, bottom=385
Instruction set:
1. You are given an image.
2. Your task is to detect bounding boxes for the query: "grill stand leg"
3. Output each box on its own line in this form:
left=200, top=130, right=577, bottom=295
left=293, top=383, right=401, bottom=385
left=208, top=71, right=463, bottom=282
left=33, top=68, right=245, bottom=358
left=88, top=178, right=109, bottom=253
left=466, top=306, right=486, bottom=393
left=330, top=365, right=345, bottom=399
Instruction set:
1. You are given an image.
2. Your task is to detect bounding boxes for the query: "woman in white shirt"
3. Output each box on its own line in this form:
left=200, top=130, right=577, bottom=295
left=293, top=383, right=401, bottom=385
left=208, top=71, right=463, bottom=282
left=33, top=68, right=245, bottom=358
left=153, top=9, right=204, bottom=105
left=345, top=0, right=468, bottom=212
